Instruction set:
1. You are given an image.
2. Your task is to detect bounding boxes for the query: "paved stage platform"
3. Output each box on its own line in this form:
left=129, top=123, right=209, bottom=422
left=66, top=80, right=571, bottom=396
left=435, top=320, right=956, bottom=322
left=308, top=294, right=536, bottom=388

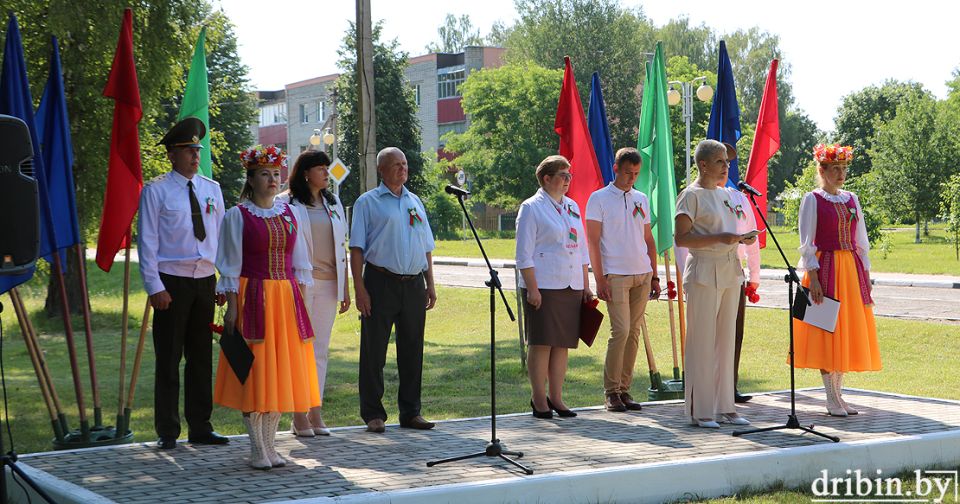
left=13, top=388, right=960, bottom=504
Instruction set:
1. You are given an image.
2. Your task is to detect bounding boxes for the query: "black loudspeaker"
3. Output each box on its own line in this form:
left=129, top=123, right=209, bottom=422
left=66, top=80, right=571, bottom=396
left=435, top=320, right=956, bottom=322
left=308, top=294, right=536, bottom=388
left=0, top=114, right=39, bottom=276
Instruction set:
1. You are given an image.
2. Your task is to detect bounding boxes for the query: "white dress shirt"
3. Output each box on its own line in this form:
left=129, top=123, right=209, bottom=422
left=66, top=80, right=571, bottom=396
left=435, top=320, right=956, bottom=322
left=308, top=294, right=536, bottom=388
left=215, top=200, right=314, bottom=294
left=585, top=183, right=653, bottom=275
left=137, top=170, right=224, bottom=296
left=515, top=188, right=590, bottom=290
left=724, top=188, right=761, bottom=284
left=796, top=188, right=871, bottom=272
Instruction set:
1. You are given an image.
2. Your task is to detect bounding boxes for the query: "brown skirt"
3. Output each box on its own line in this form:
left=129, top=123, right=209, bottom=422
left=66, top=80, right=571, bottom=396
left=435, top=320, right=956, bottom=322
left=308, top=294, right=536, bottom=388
left=522, top=288, right=582, bottom=349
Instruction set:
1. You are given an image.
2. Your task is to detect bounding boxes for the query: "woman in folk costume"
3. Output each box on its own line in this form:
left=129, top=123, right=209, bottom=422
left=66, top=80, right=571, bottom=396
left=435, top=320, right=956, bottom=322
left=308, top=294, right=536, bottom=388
left=793, top=144, right=881, bottom=417
left=214, top=145, right=320, bottom=469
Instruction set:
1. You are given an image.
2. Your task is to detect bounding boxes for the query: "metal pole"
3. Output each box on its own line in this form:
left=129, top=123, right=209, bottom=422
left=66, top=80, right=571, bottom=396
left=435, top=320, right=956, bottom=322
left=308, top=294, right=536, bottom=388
left=684, top=82, right=693, bottom=187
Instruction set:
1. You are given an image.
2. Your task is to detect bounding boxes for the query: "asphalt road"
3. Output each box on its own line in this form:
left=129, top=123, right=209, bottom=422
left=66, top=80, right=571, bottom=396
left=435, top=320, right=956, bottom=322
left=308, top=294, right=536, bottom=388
left=432, top=263, right=960, bottom=323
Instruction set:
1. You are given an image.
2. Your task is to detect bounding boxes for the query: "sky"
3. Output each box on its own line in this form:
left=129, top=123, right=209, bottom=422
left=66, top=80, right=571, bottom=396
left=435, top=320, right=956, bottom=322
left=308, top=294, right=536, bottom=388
left=216, top=0, right=960, bottom=132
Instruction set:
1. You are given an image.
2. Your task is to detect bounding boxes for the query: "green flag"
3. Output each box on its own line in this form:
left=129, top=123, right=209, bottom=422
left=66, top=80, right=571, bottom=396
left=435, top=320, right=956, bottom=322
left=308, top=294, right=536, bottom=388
left=178, top=27, right=211, bottom=177
left=635, top=42, right=677, bottom=254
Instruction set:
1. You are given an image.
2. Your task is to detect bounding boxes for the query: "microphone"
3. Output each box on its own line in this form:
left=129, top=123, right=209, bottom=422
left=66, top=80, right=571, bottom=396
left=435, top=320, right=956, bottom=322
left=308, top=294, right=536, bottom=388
left=737, top=181, right=763, bottom=197
left=444, top=184, right=470, bottom=197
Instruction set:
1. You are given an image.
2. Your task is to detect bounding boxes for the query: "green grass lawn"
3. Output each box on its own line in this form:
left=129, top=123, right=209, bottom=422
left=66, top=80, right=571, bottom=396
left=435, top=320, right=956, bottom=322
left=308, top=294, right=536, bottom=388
left=434, top=225, right=960, bottom=275
left=2, top=264, right=958, bottom=502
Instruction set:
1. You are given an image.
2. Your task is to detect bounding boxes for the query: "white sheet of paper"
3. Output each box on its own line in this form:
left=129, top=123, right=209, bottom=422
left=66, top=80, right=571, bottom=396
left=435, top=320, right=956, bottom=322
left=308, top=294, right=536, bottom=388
left=796, top=293, right=840, bottom=333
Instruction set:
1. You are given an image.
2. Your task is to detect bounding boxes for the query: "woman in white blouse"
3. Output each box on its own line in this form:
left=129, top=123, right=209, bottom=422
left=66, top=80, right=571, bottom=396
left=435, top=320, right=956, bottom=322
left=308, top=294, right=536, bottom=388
left=516, top=155, right=592, bottom=419
left=793, top=144, right=880, bottom=417
left=674, top=140, right=755, bottom=429
left=282, top=150, right=351, bottom=437
left=214, top=145, right=320, bottom=469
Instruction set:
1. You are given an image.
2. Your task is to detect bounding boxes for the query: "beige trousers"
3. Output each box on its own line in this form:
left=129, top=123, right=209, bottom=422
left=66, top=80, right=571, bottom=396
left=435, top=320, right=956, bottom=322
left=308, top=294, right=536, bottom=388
left=603, top=273, right=653, bottom=395
left=683, top=280, right=739, bottom=421
left=304, top=279, right=339, bottom=401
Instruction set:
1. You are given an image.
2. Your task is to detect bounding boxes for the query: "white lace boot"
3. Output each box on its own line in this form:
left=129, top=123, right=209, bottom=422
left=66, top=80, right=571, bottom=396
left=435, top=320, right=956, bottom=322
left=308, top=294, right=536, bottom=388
left=244, top=413, right=271, bottom=470
left=833, top=372, right=859, bottom=415
left=822, top=373, right=847, bottom=417
left=262, top=412, right=286, bottom=467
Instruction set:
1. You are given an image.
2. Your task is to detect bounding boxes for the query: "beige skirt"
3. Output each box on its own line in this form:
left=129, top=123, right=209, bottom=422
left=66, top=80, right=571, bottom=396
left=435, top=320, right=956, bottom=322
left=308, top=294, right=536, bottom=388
left=522, top=288, right=582, bottom=348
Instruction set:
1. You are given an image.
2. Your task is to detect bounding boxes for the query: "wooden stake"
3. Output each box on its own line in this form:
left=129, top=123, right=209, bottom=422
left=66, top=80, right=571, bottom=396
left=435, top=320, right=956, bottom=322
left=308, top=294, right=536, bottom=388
left=75, top=243, right=102, bottom=424
left=674, top=257, right=687, bottom=363
left=117, top=236, right=132, bottom=421
left=126, top=299, right=152, bottom=410
left=663, top=251, right=679, bottom=373
left=51, top=251, right=88, bottom=428
left=9, top=291, right=57, bottom=423
left=11, top=289, right=64, bottom=417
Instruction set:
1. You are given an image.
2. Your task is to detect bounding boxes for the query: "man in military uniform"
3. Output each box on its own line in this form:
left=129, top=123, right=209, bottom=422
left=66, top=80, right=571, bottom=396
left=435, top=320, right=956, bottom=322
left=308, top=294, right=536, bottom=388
left=138, top=117, right=228, bottom=449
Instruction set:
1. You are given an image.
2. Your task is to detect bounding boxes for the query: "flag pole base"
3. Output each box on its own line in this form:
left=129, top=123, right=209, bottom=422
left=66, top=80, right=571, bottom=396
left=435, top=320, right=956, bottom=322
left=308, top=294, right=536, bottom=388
left=647, top=378, right=684, bottom=401
left=52, top=422, right=133, bottom=450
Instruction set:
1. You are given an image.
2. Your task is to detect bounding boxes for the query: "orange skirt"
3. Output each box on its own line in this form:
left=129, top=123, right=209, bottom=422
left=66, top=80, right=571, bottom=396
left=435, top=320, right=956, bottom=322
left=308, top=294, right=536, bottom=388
left=214, top=277, right=321, bottom=412
left=791, top=250, right=881, bottom=372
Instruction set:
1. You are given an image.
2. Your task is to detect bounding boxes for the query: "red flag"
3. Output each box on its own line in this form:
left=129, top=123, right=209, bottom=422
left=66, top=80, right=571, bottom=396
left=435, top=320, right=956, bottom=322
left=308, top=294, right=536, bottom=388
left=744, top=59, right=780, bottom=249
left=96, top=8, right=143, bottom=272
left=555, top=56, right=603, bottom=233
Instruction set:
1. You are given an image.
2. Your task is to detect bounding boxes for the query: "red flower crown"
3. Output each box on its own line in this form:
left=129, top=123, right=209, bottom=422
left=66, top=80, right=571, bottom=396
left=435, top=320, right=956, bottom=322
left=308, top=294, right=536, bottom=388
left=813, top=143, right=853, bottom=164
left=240, top=144, right=287, bottom=169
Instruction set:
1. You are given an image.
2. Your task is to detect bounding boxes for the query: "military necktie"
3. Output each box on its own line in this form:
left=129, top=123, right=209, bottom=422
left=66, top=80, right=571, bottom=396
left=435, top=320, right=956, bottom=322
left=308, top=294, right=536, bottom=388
left=188, top=180, right=206, bottom=241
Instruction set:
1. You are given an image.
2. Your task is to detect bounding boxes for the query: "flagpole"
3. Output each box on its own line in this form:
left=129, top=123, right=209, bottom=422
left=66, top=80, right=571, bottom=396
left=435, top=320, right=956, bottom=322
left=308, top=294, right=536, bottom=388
left=674, top=257, right=686, bottom=364
left=74, top=244, right=102, bottom=427
left=123, top=299, right=152, bottom=436
left=662, top=251, right=680, bottom=380
left=10, top=289, right=65, bottom=441
left=115, top=228, right=132, bottom=437
left=51, top=251, right=89, bottom=440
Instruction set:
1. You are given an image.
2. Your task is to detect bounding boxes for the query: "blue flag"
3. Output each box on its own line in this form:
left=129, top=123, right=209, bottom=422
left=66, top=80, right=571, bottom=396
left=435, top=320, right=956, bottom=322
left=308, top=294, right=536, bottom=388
left=36, top=36, right=80, bottom=265
left=587, top=72, right=615, bottom=185
left=706, top=40, right=741, bottom=188
left=0, top=14, right=56, bottom=294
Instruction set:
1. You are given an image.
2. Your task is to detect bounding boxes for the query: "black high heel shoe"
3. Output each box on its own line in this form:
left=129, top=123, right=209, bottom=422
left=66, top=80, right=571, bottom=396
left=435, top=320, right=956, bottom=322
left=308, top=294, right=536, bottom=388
left=530, top=399, right=553, bottom=419
left=547, top=398, right=577, bottom=418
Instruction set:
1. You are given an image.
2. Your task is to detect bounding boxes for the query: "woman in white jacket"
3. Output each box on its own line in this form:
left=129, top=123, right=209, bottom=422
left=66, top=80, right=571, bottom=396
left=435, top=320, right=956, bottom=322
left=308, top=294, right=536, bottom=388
left=282, top=150, right=351, bottom=436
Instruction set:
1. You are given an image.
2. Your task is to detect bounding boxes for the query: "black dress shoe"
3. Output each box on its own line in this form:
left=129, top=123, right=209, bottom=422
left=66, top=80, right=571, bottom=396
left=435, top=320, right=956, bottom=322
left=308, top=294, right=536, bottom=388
left=546, top=398, right=577, bottom=417
left=530, top=400, right=553, bottom=419
left=188, top=431, right=230, bottom=445
left=157, top=437, right=177, bottom=450
left=734, top=391, right=753, bottom=404
left=619, top=393, right=643, bottom=411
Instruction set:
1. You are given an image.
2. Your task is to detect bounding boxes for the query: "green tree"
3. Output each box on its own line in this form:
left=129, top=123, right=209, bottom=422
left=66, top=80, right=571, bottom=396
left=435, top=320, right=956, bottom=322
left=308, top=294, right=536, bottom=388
left=334, top=21, right=425, bottom=206
left=417, top=156, right=461, bottom=239
left=656, top=17, right=714, bottom=72
left=505, top=0, right=656, bottom=149
left=443, top=63, right=563, bottom=208
left=941, top=173, right=960, bottom=260
left=769, top=109, right=822, bottom=198
left=425, top=14, right=485, bottom=53
left=833, top=80, right=925, bottom=178
left=869, top=92, right=954, bottom=242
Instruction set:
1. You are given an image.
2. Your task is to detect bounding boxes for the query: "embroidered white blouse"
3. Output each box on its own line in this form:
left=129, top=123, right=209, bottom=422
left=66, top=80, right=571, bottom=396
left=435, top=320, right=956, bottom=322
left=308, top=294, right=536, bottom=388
left=215, top=200, right=314, bottom=294
left=796, top=189, right=871, bottom=273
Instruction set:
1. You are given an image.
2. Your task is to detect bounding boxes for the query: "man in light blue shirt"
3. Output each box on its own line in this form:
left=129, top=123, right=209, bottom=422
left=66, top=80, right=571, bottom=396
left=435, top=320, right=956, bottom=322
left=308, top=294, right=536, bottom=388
left=350, top=147, right=437, bottom=433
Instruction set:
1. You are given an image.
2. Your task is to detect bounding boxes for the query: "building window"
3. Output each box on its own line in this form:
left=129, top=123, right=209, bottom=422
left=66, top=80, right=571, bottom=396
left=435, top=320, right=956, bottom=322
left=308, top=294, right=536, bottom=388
left=300, top=145, right=308, bottom=154
left=437, top=67, right=465, bottom=99
left=299, top=103, right=310, bottom=124
left=413, top=84, right=421, bottom=106
left=318, top=101, right=325, bottom=123
left=259, top=102, right=286, bottom=126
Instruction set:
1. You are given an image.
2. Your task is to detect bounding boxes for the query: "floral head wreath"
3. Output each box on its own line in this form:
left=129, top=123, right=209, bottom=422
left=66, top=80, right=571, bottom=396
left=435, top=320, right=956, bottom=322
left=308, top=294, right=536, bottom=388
left=813, top=143, right=854, bottom=164
left=240, top=144, right=287, bottom=169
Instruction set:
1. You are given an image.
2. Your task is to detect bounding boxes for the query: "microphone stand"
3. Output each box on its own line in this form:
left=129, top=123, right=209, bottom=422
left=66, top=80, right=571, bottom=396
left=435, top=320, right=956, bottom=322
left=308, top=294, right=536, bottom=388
left=731, top=191, right=839, bottom=443
left=427, top=191, right=533, bottom=474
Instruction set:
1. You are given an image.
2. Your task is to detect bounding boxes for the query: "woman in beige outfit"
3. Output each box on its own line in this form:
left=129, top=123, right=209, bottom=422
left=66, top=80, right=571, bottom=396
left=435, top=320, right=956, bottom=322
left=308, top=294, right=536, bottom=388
left=675, top=140, right=756, bottom=429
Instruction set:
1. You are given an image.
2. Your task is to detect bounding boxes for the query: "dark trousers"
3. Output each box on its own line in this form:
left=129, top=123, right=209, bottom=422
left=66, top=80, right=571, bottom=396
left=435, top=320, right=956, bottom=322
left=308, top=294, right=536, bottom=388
left=359, top=266, right=426, bottom=424
left=734, top=283, right=746, bottom=389
left=153, top=273, right=215, bottom=439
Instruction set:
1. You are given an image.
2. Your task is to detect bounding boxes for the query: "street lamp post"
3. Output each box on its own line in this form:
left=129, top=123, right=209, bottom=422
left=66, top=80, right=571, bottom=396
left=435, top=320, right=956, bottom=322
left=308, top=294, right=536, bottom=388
left=667, top=77, right=713, bottom=186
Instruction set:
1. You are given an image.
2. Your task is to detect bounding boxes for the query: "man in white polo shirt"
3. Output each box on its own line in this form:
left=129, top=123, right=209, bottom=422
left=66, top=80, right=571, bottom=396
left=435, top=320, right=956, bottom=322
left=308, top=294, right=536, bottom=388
left=586, top=147, right=661, bottom=413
